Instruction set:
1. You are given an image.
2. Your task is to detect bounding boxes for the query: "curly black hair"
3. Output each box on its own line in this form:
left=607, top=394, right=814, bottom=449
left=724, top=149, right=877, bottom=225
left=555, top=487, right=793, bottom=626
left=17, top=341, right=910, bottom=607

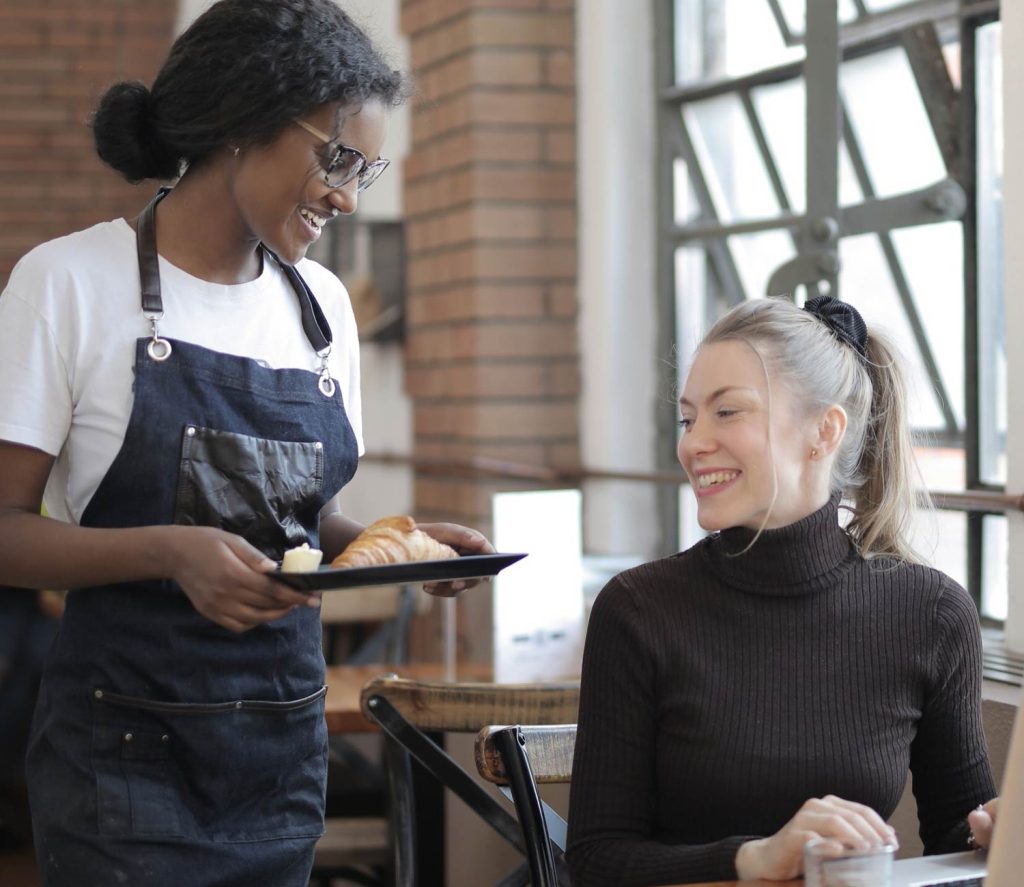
left=92, top=0, right=408, bottom=183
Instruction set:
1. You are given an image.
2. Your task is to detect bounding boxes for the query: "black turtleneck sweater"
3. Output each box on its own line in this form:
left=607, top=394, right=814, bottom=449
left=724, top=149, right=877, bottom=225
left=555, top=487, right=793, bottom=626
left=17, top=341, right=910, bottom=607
left=566, top=499, right=995, bottom=887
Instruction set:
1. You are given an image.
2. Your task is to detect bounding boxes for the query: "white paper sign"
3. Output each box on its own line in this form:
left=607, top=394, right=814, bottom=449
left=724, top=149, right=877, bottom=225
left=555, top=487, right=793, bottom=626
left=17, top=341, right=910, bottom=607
left=492, top=489, right=584, bottom=682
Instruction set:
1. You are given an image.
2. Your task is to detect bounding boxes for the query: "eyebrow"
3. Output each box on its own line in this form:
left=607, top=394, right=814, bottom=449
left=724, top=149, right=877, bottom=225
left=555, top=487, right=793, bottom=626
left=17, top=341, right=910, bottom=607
left=678, top=386, right=757, bottom=409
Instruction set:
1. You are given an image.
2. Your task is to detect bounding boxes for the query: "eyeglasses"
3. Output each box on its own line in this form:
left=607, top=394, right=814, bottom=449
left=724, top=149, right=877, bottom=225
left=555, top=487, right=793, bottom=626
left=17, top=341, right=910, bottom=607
left=294, top=119, right=390, bottom=192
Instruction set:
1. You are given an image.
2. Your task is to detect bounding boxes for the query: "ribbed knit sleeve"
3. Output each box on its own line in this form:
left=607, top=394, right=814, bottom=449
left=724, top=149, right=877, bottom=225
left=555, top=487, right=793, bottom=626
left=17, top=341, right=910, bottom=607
left=566, top=574, right=752, bottom=886
left=910, top=579, right=996, bottom=853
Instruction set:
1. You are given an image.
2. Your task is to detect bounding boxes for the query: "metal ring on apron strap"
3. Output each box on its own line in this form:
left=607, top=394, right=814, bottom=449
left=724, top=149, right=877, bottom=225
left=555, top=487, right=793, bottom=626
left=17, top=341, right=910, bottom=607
left=147, top=338, right=173, bottom=361
left=318, top=374, right=336, bottom=398
left=317, top=346, right=335, bottom=398
left=145, top=312, right=173, bottom=362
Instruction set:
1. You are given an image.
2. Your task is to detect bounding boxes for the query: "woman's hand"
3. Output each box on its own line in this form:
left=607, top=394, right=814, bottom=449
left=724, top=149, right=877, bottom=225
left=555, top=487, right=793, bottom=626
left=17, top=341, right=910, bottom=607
left=967, top=798, right=999, bottom=849
left=161, top=526, right=321, bottom=633
left=416, top=521, right=495, bottom=597
left=734, top=795, right=897, bottom=881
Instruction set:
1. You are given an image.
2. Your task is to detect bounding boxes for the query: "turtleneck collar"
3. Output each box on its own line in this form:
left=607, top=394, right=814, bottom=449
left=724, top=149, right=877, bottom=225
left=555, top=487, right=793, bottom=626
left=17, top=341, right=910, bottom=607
left=698, top=495, right=858, bottom=596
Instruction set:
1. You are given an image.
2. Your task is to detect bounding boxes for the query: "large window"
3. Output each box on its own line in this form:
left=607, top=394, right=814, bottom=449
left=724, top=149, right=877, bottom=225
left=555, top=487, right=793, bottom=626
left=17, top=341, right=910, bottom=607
left=658, top=0, right=1005, bottom=619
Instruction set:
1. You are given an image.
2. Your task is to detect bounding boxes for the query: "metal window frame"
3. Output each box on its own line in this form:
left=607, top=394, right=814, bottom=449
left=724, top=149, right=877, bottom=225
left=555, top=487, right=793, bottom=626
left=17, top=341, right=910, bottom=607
left=961, top=5, right=1002, bottom=621
left=655, top=0, right=1003, bottom=610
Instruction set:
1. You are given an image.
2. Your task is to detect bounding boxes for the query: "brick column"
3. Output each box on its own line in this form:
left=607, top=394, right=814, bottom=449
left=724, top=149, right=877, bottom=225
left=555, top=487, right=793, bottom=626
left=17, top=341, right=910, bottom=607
left=400, top=0, right=579, bottom=661
left=0, top=2, right=176, bottom=285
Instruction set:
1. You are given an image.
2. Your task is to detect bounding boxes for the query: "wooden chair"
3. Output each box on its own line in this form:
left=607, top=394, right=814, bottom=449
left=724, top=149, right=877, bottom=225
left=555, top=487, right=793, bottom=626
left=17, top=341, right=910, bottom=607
left=359, top=675, right=579, bottom=886
left=308, top=585, right=426, bottom=887
left=475, top=724, right=577, bottom=887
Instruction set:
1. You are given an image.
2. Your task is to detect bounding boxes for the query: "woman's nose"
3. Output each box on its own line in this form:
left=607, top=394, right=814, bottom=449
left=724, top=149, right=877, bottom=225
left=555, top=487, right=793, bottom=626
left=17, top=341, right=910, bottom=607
left=328, top=180, right=359, bottom=215
left=679, top=418, right=713, bottom=460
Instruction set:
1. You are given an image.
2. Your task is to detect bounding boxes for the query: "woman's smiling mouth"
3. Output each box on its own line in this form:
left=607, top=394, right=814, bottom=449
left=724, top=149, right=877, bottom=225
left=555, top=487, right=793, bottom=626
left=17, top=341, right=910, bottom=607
left=695, top=470, right=740, bottom=494
left=298, top=206, right=332, bottom=239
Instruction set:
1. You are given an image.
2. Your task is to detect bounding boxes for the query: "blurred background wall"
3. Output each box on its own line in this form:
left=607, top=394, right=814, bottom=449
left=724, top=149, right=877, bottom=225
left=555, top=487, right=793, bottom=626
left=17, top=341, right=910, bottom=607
left=0, top=1, right=177, bottom=280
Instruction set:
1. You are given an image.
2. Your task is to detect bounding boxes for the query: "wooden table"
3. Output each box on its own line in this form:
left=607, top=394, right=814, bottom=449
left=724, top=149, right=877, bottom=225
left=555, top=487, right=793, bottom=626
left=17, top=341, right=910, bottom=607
left=324, top=662, right=492, bottom=733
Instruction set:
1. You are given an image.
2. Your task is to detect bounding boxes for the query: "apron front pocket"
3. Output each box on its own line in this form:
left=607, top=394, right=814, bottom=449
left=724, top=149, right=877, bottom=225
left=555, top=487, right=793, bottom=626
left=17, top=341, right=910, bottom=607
left=173, top=425, right=324, bottom=557
left=92, top=719, right=180, bottom=838
left=91, top=686, right=328, bottom=842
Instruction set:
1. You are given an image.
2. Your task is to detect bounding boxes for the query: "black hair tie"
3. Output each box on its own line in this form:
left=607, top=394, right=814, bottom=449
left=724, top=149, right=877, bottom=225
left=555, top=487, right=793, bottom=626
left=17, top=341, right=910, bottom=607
left=803, top=295, right=868, bottom=358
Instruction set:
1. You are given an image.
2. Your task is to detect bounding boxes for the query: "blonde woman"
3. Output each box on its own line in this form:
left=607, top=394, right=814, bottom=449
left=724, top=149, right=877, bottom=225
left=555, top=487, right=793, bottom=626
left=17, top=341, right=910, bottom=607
left=567, top=296, right=998, bottom=885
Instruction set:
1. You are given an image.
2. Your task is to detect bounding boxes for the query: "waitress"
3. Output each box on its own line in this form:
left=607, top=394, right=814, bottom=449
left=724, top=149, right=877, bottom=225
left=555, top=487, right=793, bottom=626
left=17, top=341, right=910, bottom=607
left=0, top=1, right=489, bottom=884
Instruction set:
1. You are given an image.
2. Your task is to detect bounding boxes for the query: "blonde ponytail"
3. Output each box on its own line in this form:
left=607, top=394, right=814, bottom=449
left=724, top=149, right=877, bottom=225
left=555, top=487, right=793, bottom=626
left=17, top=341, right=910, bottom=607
left=844, top=329, right=924, bottom=561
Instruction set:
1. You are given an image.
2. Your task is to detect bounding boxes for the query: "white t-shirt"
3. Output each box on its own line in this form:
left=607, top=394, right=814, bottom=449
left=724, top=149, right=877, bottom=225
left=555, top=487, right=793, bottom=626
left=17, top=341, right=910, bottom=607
left=0, top=219, right=363, bottom=525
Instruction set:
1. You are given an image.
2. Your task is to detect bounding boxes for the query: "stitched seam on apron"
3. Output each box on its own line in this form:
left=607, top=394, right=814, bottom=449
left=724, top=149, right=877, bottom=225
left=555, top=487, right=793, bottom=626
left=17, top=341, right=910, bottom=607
left=93, top=685, right=328, bottom=714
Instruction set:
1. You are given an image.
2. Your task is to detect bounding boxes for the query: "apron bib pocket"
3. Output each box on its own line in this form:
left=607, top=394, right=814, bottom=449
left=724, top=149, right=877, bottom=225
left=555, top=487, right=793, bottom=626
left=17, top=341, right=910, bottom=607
left=91, top=686, right=328, bottom=842
left=173, top=425, right=324, bottom=557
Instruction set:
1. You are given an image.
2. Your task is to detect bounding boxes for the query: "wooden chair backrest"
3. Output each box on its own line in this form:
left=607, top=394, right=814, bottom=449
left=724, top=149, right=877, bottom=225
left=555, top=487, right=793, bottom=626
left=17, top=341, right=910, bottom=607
left=359, top=676, right=580, bottom=733
left=475, top=724, right=576, bottom=785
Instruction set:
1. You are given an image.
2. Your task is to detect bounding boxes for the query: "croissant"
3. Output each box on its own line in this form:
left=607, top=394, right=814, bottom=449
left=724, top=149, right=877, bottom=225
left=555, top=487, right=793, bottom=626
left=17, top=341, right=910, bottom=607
left=330, top=515, right=459, bottom=568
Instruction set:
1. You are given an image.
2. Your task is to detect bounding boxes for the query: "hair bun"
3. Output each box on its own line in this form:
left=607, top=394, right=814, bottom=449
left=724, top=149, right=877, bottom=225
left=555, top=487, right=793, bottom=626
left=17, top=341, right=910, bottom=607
left=92, top=81, right=179, bottom=183
left=803, top=295, right=868, bottom=358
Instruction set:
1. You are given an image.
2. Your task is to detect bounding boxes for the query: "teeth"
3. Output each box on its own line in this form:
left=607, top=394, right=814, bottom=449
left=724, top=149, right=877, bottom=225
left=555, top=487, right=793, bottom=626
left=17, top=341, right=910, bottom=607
left=299, top=208, right=329, bottom=229
left=698, top=471, right=738, bottom=489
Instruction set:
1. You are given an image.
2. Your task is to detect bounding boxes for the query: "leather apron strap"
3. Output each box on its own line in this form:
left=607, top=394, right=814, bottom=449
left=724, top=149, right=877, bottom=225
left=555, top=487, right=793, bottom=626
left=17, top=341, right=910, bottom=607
left=135, top=188, right=334, bottom=355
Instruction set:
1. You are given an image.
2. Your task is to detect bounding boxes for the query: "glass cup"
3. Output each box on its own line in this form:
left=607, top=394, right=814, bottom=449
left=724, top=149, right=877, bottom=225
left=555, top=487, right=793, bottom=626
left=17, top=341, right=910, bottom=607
left=804, top=839, right=896, bottom=887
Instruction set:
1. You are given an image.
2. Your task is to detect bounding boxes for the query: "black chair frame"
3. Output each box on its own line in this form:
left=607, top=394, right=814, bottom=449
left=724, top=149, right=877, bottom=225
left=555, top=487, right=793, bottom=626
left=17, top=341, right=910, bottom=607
left=363, top=693, right=569, bottom=887
left=489, top=726, right=565, bottom=887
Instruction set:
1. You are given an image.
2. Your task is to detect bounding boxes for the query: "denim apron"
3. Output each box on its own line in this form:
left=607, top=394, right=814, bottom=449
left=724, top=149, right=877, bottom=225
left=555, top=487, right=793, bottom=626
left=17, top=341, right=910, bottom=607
left=25, top=191, right=359, bottom=886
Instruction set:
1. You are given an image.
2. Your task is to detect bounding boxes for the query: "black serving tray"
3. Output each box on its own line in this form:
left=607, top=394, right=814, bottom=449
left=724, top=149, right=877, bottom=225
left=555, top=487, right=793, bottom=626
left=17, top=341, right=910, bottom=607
left=272, top=552, right=527, bottom=591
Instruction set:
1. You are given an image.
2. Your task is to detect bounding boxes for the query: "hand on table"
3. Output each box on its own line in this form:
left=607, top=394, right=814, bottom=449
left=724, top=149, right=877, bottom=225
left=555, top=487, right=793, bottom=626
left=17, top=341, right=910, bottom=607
left=734, top=794, right=897, bottom=881
left=967, top=798, right=999, bottom=849
left=416, top=521, right=494, bottom=597
left=163, top=526, right=321, bottom=632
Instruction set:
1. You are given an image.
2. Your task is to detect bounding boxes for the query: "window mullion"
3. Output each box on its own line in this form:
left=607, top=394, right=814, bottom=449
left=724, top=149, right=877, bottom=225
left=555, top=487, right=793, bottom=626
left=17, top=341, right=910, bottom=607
left=803, top=0, right=842, bottom=296
left=763, top=0, right=797, bottom=47
left=673, top=115, right=749, bottom=305
left=900, top=23, right=962, bottom=179
left=838, top=105, right=960, bottom=435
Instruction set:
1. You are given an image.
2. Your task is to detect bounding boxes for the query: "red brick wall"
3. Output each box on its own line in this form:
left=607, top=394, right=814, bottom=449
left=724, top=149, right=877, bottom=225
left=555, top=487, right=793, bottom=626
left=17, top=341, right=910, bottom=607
left=400, top=0, right=579, bottom=661
left=0, top=2, right=176, bottom=286
left=401, top=0, right=579, bottom=523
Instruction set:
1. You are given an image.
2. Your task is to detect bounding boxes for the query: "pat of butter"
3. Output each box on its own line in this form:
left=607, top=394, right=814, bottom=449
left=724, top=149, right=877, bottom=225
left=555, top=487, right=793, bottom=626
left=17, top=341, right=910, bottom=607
left=281, top=543, right=323, bottom=573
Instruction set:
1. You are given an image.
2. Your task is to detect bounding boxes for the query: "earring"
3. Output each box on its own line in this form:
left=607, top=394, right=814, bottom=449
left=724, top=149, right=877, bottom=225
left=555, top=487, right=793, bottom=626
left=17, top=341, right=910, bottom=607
left=230, top=145, right=240, bottom=157
left=810, top=448, right=818, bottom=459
